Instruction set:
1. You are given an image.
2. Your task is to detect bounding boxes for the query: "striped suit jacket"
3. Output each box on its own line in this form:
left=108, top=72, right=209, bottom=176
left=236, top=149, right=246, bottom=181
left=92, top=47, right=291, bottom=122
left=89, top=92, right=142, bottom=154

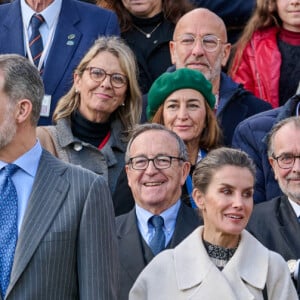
left=3, top=150, right=119, bottom=300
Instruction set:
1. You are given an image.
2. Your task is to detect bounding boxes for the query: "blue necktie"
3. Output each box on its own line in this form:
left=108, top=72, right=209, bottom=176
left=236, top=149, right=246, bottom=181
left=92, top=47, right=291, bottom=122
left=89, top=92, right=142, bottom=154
left=0, top=164, right=18, bottom=298
left=149, top=215, right=165, bottom=255
left=29, top=14, right=44, bottom=68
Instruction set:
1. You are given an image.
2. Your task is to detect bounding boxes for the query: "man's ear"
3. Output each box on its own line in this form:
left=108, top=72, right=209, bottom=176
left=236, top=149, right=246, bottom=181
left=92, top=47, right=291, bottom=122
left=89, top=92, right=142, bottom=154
left=269, top=156, right=278, bottom=180
left=221, top=43, right=232, bottom=67
left=16, top=99, right=32, bottom=123
left=169, top=41, right=176, bottom=65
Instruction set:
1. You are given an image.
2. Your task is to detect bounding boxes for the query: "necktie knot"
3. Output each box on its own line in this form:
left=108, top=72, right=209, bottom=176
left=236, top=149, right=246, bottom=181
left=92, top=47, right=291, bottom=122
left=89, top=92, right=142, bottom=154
left=4, top=164, right=18, bottom=177
left=150, top=215, right=164, bottom=228
left=31, top=14, right=45, bottom=29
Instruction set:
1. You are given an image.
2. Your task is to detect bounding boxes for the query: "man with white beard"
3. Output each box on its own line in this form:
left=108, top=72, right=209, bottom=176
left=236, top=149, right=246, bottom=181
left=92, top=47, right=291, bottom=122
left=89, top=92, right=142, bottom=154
left=248, top=116, right=300, bottom=297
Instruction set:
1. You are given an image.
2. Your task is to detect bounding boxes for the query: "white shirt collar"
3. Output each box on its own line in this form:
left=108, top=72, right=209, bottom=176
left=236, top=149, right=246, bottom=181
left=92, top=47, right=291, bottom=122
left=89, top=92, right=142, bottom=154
left=288, top=197, right=300, bottom=218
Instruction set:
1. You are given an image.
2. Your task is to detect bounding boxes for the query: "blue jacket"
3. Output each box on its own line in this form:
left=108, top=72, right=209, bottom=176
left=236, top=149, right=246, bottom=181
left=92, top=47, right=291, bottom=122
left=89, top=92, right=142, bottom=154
left=217, top=72, right=272, bottom=146
left=0, top=0, right=120, bottom=125
left=232, top=95, right=300, bottom=203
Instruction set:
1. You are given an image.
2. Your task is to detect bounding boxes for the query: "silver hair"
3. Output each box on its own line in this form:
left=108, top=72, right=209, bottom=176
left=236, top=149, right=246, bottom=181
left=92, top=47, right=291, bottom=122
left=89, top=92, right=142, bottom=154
left=0, top=54, right=44, bottom=125
left=125, top=123, right=188, bottom=163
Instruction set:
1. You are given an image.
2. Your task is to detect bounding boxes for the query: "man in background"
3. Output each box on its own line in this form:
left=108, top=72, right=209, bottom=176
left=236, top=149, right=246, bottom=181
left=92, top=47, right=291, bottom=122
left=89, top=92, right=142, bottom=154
left=248, top=116, right=300, bottom=296
left=0, top=0, right=119, bottom=125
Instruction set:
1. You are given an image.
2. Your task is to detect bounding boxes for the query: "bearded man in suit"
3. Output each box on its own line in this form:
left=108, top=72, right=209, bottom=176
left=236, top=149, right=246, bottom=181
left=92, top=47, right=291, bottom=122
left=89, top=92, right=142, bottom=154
left=0, top=54, right=118, bottom=300
left=248, top=116, right=300, bottom=297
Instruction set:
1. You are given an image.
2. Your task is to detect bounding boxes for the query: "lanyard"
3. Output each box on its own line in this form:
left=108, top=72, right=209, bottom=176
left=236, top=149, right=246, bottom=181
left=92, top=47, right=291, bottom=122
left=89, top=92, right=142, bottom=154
left=24, top=13, right=59, bottom=71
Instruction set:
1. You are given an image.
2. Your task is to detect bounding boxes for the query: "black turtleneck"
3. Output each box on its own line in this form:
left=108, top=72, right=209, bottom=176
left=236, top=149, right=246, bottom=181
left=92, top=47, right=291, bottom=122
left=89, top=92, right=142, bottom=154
left=71, top=110, right=110, bottom=148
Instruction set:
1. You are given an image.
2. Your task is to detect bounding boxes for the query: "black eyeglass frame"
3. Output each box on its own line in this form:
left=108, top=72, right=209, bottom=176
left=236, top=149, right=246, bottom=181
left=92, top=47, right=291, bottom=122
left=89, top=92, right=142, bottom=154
left=127, top=155, right=185, bottom=170
left=272, top=153, right=300, bottom=169
left=84, top=67, right=128, bottom=88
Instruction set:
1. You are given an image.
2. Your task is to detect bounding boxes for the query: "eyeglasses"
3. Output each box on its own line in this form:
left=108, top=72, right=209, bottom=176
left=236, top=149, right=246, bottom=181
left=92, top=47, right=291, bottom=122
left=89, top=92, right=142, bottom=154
left=175, top=34, right=226, bottom=52
left=84, top=67, right=128, bottom=88
left=127, top=155, right=184, bottom=170
left=272, top=153, right=300, bottom=169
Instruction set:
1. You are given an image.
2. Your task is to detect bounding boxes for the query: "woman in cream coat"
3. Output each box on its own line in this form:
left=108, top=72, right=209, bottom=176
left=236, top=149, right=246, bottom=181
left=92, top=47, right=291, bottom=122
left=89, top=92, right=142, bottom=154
left=129, top=148, right=297, bottom=300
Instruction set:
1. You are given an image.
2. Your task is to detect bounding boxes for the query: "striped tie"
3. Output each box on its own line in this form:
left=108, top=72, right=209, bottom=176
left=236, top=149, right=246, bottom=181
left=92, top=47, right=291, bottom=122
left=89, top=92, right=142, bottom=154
left=29, top=14, right=44, bottom=68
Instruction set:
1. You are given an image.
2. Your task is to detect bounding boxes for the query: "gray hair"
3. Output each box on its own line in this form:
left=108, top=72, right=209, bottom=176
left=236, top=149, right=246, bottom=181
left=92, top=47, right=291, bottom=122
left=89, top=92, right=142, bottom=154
left=192, top=147, right=256, bottom=193
left=267, top=116, right=300, bottom=157
left=0, top=54, right=44, bottom=125
left=125, top=123, right=188, bottom=162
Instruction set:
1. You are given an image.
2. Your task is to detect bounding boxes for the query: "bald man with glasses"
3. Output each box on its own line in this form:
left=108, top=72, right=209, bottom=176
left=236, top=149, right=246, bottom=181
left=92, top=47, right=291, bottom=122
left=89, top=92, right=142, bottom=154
left=248, top=116, right=300, bottom=297
left=115, top=123, right=202, bottom=300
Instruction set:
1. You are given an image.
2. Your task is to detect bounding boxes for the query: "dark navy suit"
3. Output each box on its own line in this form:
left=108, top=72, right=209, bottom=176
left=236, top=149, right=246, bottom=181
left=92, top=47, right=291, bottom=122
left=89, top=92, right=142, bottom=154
left=0, top=0, right=120, bottom=125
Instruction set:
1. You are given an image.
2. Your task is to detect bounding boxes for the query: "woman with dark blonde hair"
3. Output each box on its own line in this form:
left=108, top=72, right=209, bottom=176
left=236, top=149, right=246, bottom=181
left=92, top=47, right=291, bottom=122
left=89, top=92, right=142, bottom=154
left=111, top=0, right=194, bottom=93
left=229, top=0, right=300, bottom=108
left=37, top=36, right=142, bottom=194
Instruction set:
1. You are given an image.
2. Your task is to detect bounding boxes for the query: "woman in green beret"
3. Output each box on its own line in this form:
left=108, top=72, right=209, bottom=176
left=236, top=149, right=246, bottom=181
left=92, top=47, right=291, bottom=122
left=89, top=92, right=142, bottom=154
left=148, top=68, right=222, bottom=207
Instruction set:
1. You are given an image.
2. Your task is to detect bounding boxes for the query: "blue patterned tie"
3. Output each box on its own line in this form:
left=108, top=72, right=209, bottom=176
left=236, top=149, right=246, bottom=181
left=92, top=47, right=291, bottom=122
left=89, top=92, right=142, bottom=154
left=0, top=164, right=18, bottom=298
left=149, top=215, right=165, bottom=255
left=29, top=14, right=45, bottom=68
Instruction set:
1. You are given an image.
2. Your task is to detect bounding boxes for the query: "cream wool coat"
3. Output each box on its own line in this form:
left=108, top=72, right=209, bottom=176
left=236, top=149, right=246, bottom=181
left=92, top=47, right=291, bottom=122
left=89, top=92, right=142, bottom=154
left=129, top=226, right=297, bottom=300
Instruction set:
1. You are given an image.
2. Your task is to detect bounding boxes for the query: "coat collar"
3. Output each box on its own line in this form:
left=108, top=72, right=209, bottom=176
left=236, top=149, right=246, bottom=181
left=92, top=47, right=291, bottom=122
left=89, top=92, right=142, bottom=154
left=174, top=227, right=268, bottom=296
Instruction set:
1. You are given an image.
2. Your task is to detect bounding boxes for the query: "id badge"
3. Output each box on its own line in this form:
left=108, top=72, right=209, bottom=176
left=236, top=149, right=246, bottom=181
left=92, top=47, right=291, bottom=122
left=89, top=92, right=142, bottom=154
left=40, top=94, right=52, bottom=117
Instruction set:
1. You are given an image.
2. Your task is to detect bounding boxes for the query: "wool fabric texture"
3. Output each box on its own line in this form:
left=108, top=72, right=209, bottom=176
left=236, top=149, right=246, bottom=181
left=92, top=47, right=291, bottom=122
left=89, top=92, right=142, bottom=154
left=147, top=68, right=215, bottom=120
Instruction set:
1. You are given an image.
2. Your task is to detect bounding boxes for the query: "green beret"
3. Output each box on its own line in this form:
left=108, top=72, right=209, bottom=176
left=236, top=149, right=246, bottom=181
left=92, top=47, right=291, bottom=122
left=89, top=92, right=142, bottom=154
left=147, top=68, right=215, bottom=120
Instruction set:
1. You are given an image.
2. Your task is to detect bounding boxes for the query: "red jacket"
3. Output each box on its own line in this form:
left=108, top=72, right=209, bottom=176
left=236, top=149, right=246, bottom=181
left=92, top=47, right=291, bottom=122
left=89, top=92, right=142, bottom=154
left=231, top=27, right=281, bottom=108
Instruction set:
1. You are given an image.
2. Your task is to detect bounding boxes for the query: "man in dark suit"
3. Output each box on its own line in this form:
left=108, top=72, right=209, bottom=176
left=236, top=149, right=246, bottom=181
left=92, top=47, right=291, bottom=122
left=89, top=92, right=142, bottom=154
left=0, top=54, right=118, bottom=299
left=247, top=116, right=300, bottom=296
left=116, top=123, right=202, bottom=299
left=0, top=0, right=119, bottom=125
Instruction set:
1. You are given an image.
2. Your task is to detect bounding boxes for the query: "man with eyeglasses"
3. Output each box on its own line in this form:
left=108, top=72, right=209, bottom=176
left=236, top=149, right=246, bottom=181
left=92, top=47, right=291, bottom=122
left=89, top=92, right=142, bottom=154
left=233, top=90, right=300, bottom=204
left=247, top=116, right=300, bottom=297
left=162, top=8, right=271, bottom=146
left=116, top=123, right=202, bottom=300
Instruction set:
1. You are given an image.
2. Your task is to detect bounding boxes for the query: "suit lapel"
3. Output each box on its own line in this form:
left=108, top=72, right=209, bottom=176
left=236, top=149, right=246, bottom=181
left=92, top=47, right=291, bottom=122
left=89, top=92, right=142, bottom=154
left=169, top=204, right=202, bottom=248
left=117, top=209, right=151, bottom=281
left=42, top=0, right=82, bottom=94
left=278, top=197, right=300, bottom=255
left=7, top=151, right=70, bottom=294
left=0, top=0, right=25, bottom=55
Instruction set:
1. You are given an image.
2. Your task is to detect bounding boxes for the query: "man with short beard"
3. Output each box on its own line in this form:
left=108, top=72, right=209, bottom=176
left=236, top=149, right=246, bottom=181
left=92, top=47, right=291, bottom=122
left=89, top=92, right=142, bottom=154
left=0, top=54, right=119, bottom=300
left=142, top=8, right=272, bottom=146
left=248, top=116, right=300, bottom=297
